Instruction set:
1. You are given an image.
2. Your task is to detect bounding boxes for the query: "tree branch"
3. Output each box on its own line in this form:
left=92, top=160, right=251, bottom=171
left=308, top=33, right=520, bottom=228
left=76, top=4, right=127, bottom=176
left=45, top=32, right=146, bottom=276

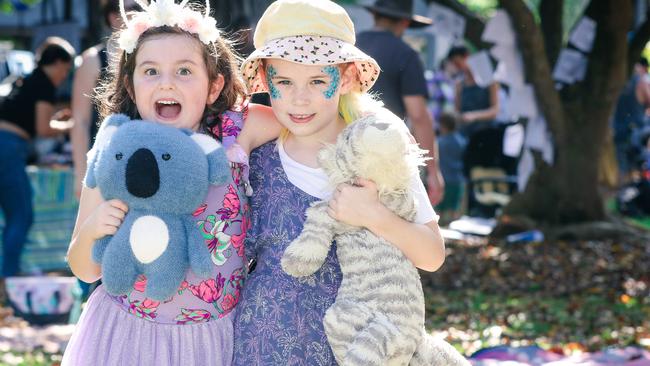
left=539, top=0, right=563, bottom=66
left=628, top=9, right=650, bottom=76
left=499, top=0, right=567, bottom=145
left=430, top=0, right=489, bottom=49
left=582, top=0, right=632, bottom=113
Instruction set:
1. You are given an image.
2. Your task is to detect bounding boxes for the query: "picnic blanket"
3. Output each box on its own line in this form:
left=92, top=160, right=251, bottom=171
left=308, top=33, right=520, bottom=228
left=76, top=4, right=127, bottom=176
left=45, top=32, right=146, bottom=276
left=0, top=166, right=77, bottom=273
left=470, top=345, right=650, bottom=365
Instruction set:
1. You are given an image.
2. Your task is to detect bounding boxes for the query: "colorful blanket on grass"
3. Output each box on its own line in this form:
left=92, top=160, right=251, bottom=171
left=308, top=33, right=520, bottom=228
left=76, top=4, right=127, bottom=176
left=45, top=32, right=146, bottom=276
left=470, top=346, right=650, bottom=365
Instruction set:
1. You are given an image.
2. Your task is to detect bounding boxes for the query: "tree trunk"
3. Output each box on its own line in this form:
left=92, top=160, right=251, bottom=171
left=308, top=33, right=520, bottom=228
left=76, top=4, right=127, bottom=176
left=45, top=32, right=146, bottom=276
left=539, top=0, right=563, bottom=66
left=430, top=0, right=647, bottom=224
left=502, top=0, right=632, bottom=224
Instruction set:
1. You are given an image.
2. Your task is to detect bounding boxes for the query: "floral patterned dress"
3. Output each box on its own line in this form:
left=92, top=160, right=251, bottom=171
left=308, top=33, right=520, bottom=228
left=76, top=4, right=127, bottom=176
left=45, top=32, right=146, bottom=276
left=233, top=141, right=342, bottom=366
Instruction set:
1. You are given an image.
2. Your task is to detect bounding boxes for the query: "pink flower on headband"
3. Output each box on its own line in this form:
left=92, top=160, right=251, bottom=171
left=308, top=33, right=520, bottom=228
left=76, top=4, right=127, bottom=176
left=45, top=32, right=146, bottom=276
left=118, top=13, right=152, bottom=53
left=133, top=17, right=152, bottom=35
left=179, top=9, right=202, bottom=34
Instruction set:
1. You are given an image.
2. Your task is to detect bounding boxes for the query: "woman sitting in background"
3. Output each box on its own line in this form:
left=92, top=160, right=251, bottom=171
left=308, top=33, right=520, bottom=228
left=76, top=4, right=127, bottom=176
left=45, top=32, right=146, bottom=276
left=0, top=36, right=74, bottom=284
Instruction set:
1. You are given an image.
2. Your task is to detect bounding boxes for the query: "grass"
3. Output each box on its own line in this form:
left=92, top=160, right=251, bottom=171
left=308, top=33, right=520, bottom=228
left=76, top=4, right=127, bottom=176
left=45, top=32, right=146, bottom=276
left=424, top=289, right=650, bottom=356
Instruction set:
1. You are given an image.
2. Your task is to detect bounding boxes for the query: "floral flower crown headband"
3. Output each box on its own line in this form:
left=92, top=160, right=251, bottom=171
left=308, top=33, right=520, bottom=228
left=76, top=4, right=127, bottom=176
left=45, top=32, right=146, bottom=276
left=118, top=0, right=220, bottom=54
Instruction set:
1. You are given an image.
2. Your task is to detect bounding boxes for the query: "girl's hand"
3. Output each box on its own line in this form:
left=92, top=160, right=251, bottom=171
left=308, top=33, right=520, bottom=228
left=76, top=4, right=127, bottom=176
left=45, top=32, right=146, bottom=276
left=328, top=178, right=381, bottom=228
left=81, top=199, right=129, bottom=241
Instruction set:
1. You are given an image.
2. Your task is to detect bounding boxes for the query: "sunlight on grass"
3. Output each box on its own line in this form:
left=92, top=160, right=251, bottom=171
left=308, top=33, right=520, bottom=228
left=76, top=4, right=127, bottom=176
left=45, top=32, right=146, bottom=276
left=424, top=289, right=650, bottom=356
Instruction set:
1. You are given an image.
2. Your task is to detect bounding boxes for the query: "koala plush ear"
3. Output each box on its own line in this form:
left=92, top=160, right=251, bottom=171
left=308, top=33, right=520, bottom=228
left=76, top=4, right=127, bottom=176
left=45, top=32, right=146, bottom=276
left=84, top=114, right=132, bottom=188
left=190, top=134, right=231, bottom=186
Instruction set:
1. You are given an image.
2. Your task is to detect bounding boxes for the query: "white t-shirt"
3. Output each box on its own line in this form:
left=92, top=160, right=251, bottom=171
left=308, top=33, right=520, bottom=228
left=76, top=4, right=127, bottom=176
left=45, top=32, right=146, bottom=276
left=277, top=141, right=438, bottom=224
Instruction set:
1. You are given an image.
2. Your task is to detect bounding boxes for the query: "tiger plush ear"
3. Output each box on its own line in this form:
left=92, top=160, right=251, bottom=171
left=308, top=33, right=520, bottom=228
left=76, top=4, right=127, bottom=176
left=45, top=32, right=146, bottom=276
left=84, top=114, right=131, bottom=188
left=190, top=134, right=230, bottom=185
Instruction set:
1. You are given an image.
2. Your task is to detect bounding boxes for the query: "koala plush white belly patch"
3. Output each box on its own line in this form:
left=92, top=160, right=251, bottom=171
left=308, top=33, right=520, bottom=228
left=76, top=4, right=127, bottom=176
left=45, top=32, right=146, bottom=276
left=130, top=215, right=169, bottom=264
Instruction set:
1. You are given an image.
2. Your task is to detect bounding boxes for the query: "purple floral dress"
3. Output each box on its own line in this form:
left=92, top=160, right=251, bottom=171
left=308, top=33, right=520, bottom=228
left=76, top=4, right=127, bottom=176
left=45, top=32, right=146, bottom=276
left=105, top=107, right=251, bottom=324
left=233, top=141, right=342, bottom=366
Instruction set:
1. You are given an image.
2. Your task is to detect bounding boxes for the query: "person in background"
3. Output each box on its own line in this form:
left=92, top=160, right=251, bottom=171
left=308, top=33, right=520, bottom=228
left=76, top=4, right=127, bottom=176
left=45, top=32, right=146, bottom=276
left=429, top=58, right=457, bottom=125
left=447, top=45, right=499, bottom=137
left=357, top=0, right=444, bottom=205
left=612, top=57, right=650, bottom=183
left=0, top=37, right=75, bottom=288
left=436, top=111, right=466, bottom=225
left=70, top=0, right=138, bottom=199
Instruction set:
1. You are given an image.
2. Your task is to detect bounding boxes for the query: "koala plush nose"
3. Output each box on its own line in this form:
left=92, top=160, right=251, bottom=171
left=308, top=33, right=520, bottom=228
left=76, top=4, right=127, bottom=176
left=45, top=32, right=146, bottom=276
left=126, top=148, right=160, bottom=198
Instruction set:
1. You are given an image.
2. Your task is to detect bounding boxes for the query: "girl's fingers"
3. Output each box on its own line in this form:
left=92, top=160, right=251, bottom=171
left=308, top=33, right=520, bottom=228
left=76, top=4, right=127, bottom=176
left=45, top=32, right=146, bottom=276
left=327, top=206, right=337, bottom=219
left=103, top=225, right=118, bottom=236
left=108, top=206, right=126, bottom=221
left=355, top=177, right=375, bottom=189
left=105, top=216, right=123, bottom=228
left=329, top=198, right=338, bottom=211
left=108, top=199, right=129, bottom=213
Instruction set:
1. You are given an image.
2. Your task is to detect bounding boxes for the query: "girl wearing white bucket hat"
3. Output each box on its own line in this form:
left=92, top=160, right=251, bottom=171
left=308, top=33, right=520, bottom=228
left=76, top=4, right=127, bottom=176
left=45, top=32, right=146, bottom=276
left=232, top=1, right=459, bottom=365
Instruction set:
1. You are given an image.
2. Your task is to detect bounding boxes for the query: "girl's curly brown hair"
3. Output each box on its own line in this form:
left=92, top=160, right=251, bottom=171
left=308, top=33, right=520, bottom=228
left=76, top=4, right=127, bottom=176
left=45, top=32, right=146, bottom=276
left=94, top=25, right=246, bottom=140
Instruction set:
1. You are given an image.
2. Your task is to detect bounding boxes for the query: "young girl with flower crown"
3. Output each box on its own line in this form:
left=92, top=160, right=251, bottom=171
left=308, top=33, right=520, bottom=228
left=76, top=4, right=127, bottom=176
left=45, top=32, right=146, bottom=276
left=62, top=1, right=280, bottom=364
left=232, top=1, right=464, bottom=365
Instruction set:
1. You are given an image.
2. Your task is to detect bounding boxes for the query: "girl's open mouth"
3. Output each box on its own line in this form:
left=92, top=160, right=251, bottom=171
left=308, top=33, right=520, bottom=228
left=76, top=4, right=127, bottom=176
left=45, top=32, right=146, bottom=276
left=155, top=100, right=182, bottom=120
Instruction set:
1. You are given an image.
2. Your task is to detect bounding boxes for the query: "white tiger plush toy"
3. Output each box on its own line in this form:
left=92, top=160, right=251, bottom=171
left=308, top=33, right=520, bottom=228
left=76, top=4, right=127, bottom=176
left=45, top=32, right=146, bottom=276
left=281, top=111, right=469, bottom=366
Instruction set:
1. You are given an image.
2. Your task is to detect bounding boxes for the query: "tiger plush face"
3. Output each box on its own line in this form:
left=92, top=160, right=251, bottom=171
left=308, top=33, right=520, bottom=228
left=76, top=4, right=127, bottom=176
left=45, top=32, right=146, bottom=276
left=318, top=111, right=426, bottom=196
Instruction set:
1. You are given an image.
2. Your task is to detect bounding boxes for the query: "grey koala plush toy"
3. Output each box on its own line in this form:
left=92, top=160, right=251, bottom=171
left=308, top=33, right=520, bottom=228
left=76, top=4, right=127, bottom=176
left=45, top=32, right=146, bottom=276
left=281, top=111, right=469, bottom=366
left=84, top=114, right=230, bottom=301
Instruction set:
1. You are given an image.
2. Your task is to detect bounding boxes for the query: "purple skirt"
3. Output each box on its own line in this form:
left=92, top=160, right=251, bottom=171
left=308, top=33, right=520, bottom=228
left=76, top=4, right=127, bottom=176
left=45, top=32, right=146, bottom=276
left=62, top=286, right=233, bottom=366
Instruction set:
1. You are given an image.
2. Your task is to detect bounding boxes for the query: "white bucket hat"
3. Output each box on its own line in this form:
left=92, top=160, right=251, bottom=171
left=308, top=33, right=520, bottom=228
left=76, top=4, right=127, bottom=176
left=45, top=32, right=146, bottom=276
left=241, top=0, right=381, bottom=94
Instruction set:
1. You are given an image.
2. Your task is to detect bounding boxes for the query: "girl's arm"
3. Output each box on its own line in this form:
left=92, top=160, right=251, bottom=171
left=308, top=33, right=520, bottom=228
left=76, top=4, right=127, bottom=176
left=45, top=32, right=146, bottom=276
left=35, top=101, right=65, bottom=137
left=237, top=103, right=282, bottom=155
left=67, top=186, right=128, bottom=283
left=327, top=178, right=445, bottom=272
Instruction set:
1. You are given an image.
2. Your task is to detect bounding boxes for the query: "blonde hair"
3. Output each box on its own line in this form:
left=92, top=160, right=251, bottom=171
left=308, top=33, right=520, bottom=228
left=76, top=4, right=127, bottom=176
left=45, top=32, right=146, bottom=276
left=339, top=91, right=382, bottom=124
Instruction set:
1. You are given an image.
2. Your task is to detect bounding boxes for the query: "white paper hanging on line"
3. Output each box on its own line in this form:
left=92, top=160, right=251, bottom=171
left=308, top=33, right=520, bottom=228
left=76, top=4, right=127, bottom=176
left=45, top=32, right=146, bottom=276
left=542, top=132, right=554, bottom=164
left=569, top=16, right=597, bottom=53
left=525, top=115, right=548, bottom=151
left=496, top=87, right=512, bottom=122
left=490, top=43, right=518, bottom=61
left=509, top=84, right=539, bottom=119
left=524, top=115, right=554, bottom=165
left=467, top=51, right=494, bottom=87
left=491, top=45, right=526, bottom=88
left=428, top=3, right=466, bottom=40
left=575, top=55, right=588, bottom=81
left=552, top=48, right=587, bottom=84
left=503, top=123, right=525, bottom=158
left=494, top=61, right=525, bottom=88
left=517, top=148, right=534, bottom=191
left=482, top=9, right=515, bottom=45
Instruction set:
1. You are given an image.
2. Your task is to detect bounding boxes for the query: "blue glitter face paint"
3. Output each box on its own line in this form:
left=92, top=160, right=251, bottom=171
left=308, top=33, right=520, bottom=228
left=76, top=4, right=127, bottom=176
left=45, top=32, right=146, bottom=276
left=322, top=66, right=340, bottom=99
left=266, top=65, right=281, bottom=100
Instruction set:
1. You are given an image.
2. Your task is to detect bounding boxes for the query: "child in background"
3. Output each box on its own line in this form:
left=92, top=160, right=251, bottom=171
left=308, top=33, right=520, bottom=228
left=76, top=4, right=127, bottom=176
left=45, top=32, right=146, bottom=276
left=63, top=1, right=279, bottom=364
left=436, top=111, right=467, bottom=225
left=232, top=1, right=462, bottom=364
